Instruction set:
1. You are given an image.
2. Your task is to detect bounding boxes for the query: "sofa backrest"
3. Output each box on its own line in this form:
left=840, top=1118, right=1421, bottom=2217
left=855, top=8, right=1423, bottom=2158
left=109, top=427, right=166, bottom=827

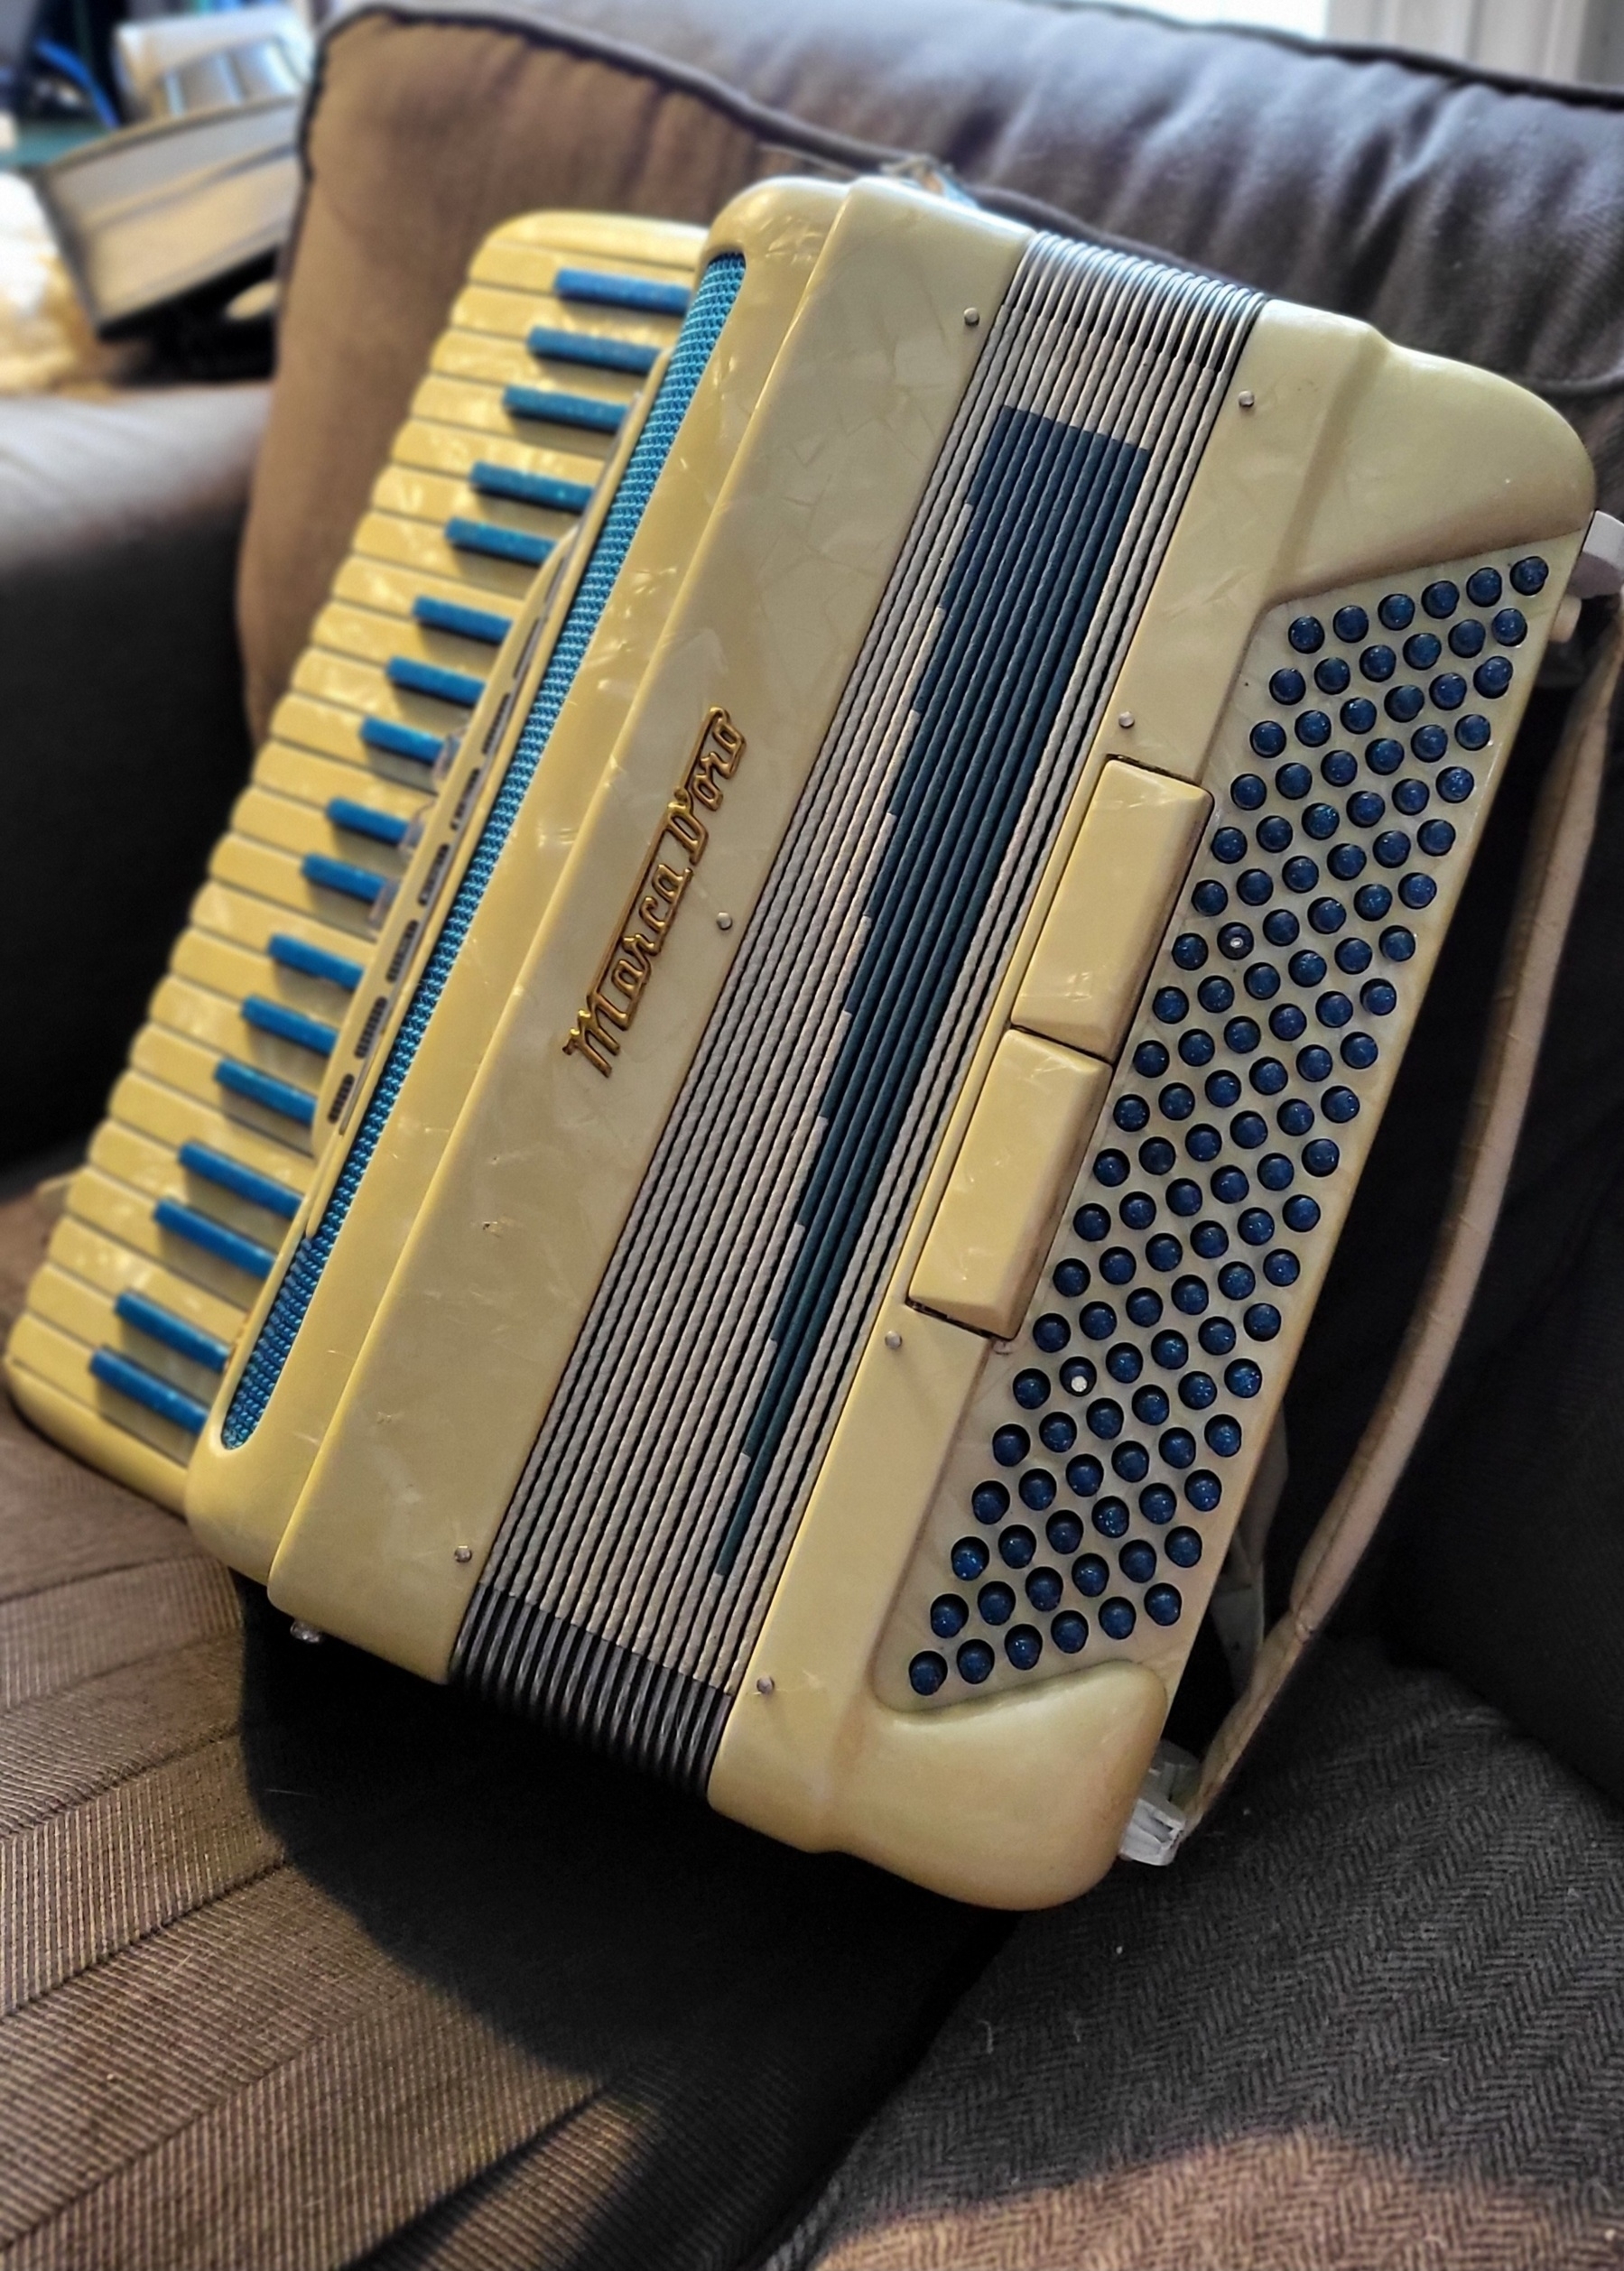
left=243, top=0, right=1624, bottom=735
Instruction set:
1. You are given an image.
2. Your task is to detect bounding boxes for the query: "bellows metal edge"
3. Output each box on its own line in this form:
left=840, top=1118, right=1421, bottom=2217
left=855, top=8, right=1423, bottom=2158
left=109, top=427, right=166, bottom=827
left=456, top=235, right=1263, bottom=1789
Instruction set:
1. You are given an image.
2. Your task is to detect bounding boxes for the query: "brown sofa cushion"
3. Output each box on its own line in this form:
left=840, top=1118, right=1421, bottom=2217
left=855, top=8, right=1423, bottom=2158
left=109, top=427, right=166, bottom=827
left=0, top=1186, right=993, bottom=2269
left=241, top=0, right=1624, bottom=737
left=0, top=384, right=265, bottom=1171
left=781, top=1636, right=1624, bottom=2271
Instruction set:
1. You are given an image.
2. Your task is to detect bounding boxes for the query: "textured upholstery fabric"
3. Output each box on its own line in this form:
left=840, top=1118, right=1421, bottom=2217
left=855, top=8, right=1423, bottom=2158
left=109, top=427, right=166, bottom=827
left=0, top=385, right=266, bottom=1173
left=0, top=1187, right=994, bottom=2269
left=775, top=1638, right=1624, bottom=2271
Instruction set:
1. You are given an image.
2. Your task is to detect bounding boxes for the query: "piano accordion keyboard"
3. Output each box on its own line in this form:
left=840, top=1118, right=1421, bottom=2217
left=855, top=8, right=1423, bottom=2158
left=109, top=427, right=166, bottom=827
left=8, top=217, right=702, bottom=1504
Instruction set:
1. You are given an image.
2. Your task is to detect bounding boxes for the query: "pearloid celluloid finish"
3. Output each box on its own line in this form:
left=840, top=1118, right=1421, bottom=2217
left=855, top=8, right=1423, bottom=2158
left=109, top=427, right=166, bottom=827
left=9, top=174, right=1595, bottom=1908
left=4, top=207, right=706, bottom=1525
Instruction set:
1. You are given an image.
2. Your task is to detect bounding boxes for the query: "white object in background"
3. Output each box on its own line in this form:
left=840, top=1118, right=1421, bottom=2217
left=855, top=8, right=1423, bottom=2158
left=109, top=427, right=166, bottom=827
left=1570, top=510, right=1624, bottom=599
left=1119, top=1743, right=1200, bottom=1867
left=1117, top=0, right=1331, bottom=30
left=37, top=98, right=300, bottom=332
left=1548, top=511, right=1624, bottom=641
left=114, top=5, right=311, bottom=121
left=0, top=173, right=125, bottom=393
left=1327, top=0, right=1624, bottom=83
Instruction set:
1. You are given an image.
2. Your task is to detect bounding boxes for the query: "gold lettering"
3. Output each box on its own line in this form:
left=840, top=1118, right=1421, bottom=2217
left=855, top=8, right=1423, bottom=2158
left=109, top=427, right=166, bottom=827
left=688, top=759, right=725, bottom=811
left=606, top=937, right=658, bottom=1009
left=563, top=1003, right=620, bottom=1075
left=561, top=707, right=746, bottom=1075
left=707, top=711, right=744, bottom=764
left=638, top=863, right=690, bottom=934
left=665, top=795, right=708, bottom=859
left=686, top=712, right=744, bottom=813
left=652, top=861, right=689, bottom=905
left=592, top=987, right=634, bottom=1032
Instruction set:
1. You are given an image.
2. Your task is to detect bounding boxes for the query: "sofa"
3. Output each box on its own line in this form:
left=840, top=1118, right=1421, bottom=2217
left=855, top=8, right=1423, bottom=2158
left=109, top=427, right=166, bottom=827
left=5, top=5, right=1624, bottom=2265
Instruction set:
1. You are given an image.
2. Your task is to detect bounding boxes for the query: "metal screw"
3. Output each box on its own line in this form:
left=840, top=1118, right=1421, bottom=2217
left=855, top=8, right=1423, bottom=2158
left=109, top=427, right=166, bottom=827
left=453, top=1545, right=473, bottom=1564
left=716, top=912, right=734, bottom=932
left=1238, top=389, right=1256, bottom=410
left=1118, top=710, right=1135, bottom=729
left=963, top=307, right=980, bottom=328
left=885, top=1330, right=903, bottom=1349
left=756, top=1675, right=775, bottom=1696
left=289, top=1619, right=324, bottom=1645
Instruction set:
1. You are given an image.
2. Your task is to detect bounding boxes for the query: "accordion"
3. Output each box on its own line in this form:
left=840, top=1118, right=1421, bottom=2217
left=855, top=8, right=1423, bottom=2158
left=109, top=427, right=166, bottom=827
left=9, top=175, right=1606, bottom=1906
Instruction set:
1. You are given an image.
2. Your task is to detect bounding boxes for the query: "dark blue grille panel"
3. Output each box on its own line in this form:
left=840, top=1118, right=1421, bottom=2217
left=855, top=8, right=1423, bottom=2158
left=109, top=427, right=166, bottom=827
left=718, top=410, right=1146, bottom=1570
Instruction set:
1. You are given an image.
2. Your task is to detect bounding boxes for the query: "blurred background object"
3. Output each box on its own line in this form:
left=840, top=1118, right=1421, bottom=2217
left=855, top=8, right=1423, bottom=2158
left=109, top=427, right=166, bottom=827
left=113, top=4, right=310, bottom=119
left=0, top=164, right=129, bottom=387
left=1128, top=0, right=1624, bottom=82
left=3, top=2, right=309, bottom=375
left=8, top=0, right=1624, bottom=391
left=33, top=96, right=298, bottom=360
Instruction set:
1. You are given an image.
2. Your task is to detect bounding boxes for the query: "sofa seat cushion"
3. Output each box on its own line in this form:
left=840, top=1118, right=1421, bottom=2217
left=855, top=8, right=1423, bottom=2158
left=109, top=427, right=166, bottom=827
left=777, top=1636, right=1624, bottom=2271
left=0, top=1190, right=994, bottom=2270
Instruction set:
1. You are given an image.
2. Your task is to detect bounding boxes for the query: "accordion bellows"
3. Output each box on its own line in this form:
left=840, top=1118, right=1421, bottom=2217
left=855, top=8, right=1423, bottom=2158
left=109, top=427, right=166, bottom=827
left=7, top=178, right=1592, bottom=1905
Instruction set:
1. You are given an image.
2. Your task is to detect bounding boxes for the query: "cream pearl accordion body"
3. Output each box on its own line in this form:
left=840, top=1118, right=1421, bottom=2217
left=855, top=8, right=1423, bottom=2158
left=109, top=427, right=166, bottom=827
left=6, top=178, right=1593, bottom=1906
